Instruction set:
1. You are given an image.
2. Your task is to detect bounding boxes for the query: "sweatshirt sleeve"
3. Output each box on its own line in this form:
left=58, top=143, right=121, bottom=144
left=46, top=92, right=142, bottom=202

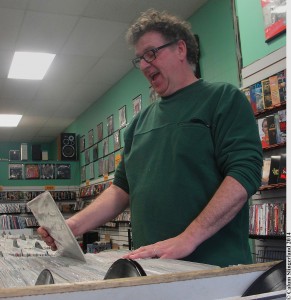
left=212, top=84, right=263, bottom=197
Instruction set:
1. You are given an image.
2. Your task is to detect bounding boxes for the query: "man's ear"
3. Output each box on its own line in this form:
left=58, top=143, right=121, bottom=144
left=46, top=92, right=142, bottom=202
left=176, top=39, right=187, bottom=60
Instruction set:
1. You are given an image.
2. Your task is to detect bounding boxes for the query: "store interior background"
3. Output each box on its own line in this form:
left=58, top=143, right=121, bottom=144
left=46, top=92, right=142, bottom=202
left=0, top=0, right=286, bottom=188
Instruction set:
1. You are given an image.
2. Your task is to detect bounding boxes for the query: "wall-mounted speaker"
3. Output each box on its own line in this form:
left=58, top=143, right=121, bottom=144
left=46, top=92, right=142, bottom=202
left=60, top=133, right=77, bottom=161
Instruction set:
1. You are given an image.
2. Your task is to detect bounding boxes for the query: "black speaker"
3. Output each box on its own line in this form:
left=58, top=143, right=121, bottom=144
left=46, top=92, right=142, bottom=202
left=32, top=144, right=42, bottom=161
left=61, top=133, right=77, bottom=160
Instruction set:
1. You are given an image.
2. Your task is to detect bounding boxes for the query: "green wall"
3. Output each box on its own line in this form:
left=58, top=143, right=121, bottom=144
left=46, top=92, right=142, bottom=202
left=0, top=142, right=80, bottom=187
left=188, top=0, right=240, bottom=85
left=1, top=0, right=286, bottom=187
left=235, top=0, right=286, bottom=67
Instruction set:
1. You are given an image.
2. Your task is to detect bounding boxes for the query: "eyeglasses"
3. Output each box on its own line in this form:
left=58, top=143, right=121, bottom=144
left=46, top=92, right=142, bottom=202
left=132, top=40, right=177, bottom=69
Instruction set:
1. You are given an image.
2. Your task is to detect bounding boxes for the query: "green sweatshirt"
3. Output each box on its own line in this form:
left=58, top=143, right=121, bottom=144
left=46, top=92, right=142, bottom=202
left=114, top=79, right=263, bottom=267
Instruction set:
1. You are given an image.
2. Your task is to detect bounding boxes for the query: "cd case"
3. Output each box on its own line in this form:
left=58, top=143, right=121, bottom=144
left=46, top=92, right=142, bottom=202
left=27, top=191, right=86, bottom=262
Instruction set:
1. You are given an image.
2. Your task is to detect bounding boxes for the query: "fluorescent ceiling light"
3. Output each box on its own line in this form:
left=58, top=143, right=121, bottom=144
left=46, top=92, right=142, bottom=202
left=0, top=114, right=22, bottom=127
left=8, top=52, right=56, bottom=80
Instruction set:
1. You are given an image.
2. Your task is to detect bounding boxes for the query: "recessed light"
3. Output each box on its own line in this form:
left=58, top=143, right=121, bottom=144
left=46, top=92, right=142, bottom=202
left=8, top=52, right=56, bottom=80
left=0, top=114, right=22, bottom=127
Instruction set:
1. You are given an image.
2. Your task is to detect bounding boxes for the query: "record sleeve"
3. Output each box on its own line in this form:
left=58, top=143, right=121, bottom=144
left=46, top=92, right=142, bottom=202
left=27, top=191, right=86, bottom=262
left=8, top=164, right=24, bottom=180
left=56, top=164, right=71, bottom=179
left=25, top=164, right=40, bottom=179
left=268, top=156, right=281, bottom=185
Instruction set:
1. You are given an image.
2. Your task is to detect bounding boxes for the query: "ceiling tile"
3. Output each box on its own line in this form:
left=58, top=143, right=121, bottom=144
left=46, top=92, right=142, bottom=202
left=16, top=10, right=78, bottom=53
left=61, top=17, right=128, bottom=56
left=45, top=54, right=98, bottom=83
left=0, top=8, right=25, bottom=51
left=27, top=0, right=90, bottom=16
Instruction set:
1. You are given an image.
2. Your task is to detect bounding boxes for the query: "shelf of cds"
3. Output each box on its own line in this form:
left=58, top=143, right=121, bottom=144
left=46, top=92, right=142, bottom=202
left=8, top=163, right=72, bottom=180
left=241, top=47, right=286, bottom=263
left=0, top=190, right=78, bottom=231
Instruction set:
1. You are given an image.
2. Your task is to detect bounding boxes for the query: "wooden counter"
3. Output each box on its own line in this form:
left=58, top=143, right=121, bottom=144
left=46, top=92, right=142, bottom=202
left=0, top=261, right=285, bottom=300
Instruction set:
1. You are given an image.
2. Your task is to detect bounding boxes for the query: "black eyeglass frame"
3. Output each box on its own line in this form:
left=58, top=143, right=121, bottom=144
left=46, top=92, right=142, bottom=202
left=132, top=40, right=178, bottom=69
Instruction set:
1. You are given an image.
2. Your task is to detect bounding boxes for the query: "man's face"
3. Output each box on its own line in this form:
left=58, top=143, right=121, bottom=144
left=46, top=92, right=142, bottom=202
left=134, top=31, right=180, bottom=97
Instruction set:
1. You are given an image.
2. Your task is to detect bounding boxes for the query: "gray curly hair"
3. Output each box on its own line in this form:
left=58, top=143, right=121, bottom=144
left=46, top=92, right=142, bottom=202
left=126, top=9, right=199, bottom=67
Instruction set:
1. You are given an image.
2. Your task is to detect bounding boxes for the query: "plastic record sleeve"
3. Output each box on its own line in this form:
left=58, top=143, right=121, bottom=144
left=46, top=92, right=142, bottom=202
left=27, top=191, right=86, bottom=262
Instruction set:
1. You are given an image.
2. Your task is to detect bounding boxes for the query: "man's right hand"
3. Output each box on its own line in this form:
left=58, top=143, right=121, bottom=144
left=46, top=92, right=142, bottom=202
left=37, top=227, right=57, bottom=251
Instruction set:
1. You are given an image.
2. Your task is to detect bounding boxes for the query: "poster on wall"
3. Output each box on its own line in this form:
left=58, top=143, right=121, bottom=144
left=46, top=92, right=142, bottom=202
left=119, top=105, right=127, bottom=128
left=133, top=94, right=142, bottom=117
left=261, top=0, right=286, bottom=42
left=8, top=164, right=24, bottom=180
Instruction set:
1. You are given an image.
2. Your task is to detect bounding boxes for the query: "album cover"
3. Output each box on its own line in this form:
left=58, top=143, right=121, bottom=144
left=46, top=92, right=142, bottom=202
left=278, top=154, right=286, bottom=184
left=25, top=164, right=40, bottom=179
left=261, top=79, right=272, bottom=108
left=243, top=86, right=256, bottom=114
left=79, top=135, right=85, bottom=152
left=56, top=164, right=71, bottom=179
left=40, top=164, right=55, bottom=179
left=81, top=165, right=86, bottom=182
left=108, top=153, right=115, bottom=173
left=254, top=82, right=264, bottom=112
left=92, top=144, right=98, bottom=161
left=98, top=159, right=104, bottom=176
left=268, top=155, right=281, bottom=185
left=277, top=109, right=286, bottom=140
left=88, top=129, right=94, bottom=147
left=119, top=105, right=127, bottom=128
left=277, top=70, right=286, bottom=102
left=266, top=115, right=277, bottom=145
left=107, top=115, right=114, bottom=136
left=9, top=150, right=20, bottom=161
left=103, top=158, right=109, bottom=175
left=113, top=130, right=121, bottom=151
left=97, top=122, right=103, bottom=142
left=8, top=164, right=24, bottom=180
left=257, top=117, right=269, bottom=148
left=133, top=94, right=142, bottom=117
left=269, top=75, right=280, bottom=106
left=249, top=85, right=258, bottom=114
left=261, top=158, right=271, bottom=186
left=85, top=149, right=90, bottom=165
left=89, top=163, right=94, bottom=179
left=103, top=137, right=109, bottom=156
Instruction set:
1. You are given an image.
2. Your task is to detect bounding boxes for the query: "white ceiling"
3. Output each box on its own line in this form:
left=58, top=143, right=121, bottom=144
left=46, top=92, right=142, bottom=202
left=0, top=0, right=207, bottom=144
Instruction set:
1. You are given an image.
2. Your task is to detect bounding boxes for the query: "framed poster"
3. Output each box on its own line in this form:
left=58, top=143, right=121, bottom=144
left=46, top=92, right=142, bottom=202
left=56, top=164, right=71, bottom=179
left=133, top=94, right=142, bottom=117
left=80, top=135, right=85, bottom=152
left=119, top=105, right=127, bottom=128
left=113, top=130, right=121, bottom=151
left=88, top=129, right=94, bottom=147
left=92, top=144, right=98, bottom=161
left=108, top=153, right=115, bottom=173
left=98, top=159, right=104, bottom=177
left=97, top=122, right=103, bottom=142
left=8, top=164, right=24, bottom=180
left=40, top=163, right=55, bottom=179
left=89, top=163, right=94, bottom=179
left=25, top=164, right=40, bottom=179
left=9, top=150, right=20, bottom=161
left=261, top=0, right=286, bottom=42
left=85, top=149, right=90, bottom=165
left=107, top=114, right=114, bottom=136
left=103, top=137, right=109, bottom=156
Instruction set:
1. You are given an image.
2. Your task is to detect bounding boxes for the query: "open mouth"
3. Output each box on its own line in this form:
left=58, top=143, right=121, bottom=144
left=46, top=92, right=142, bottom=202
left=150, top=72, right=159, bottom=83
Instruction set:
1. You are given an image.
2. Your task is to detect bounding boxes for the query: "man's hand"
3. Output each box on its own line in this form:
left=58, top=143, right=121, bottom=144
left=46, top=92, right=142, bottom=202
left=123, top=232, right=196, bottom=260
left=37, top=227, right=57, bottom=251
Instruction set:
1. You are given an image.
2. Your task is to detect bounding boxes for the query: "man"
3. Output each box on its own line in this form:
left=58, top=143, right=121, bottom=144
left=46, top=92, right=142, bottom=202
left=38, top=9, right=263, bottom=267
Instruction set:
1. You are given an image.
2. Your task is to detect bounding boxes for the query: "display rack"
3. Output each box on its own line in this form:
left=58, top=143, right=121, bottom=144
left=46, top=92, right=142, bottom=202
left=241, top=46, right=286, bottom=263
